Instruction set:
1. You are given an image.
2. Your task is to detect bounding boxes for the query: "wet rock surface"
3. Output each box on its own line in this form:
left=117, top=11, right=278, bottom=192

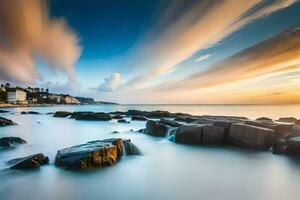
left=0, top=116, right=16, bottom=126
left=74, top=112, right=112, bottom=121
left=145, top=120, right=169, bottom=137
left=8, top=153, right=49, bottom=169
left=131, top=115, right=148, bottom=121
left=53, top=111, right=72, bottom=118
left=0, top=137, right=26, bottom=147
left=55, top=138, right=138, bottom=170
left=277, top=117, right=297, bottom=123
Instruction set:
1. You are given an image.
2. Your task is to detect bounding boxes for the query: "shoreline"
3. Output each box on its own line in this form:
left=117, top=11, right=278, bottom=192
left=0, top=103, right=69, bottom=108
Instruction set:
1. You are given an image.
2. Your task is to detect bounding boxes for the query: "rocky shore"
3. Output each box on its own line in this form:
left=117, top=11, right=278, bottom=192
left=2, top=109, right=300, bottom=171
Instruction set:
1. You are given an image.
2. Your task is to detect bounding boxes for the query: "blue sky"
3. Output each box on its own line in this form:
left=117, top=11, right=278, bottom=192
left=1, top=0, right=300, bottom=103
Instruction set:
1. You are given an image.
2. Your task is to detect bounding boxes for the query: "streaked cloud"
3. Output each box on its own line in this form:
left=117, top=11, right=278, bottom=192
left=123, top=0, right=298, bottom=90
left=99, top=73, right=121, bottom=92
left=194, top=54, right=212, bottom=62
left=0, top=0, right=81, bottom=84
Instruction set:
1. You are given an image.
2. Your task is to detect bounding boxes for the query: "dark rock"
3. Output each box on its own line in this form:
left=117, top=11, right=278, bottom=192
left=295, top=120, right=300, bottom=125
left=145, top=120, right=168, bottom=137
left=138, top=129, right=144, bottom=133
left=123, top=139, right=142, bottom=155
left=0, top=116, right=16, bottom=126
left=75, top=112, right=112, bottom=121
left=70, top=111, right=94, bottom=119
left=174, top=124, right=225, bottom=145
left=109, top=111, right=126, bottom=115
left=0, top=109, right=9, bottom=113
left=272, top=138, right=288, bottom=155
left=287, top=136, right=300, bottom=155
left=117, top=119, right=129, bottom=123
left=145, top=110, right=174, bottom=118
left=174, top=116, right=198, bottom=123
left=112, top=131, right=119, bottom=134
left=55, top=138, right=125, bottom=170
left=0, top=137, right=26, bottom=147
left=112, top=115, right=124, bottom=119
left=275, top=123, right=294, bottom=137
left=131, top=115, right=147, bottom=121
left=53, top=111, right=72, bottom=118
left=160, top=118, right=181, bottom=127
left=126, top=110, right=147, bottom=116
left=277, top=117, right=297, bottom=123
left=21, top=111, right=40, bottom=115
left=291, top=125, right=300, bottom=137
left=8, top=153, right=49, bottom=169
left=228, top=123, right=275, bottom=149
left=245, top=120, right=276, bottom=130
left=256, top=117, right=273, bottom=122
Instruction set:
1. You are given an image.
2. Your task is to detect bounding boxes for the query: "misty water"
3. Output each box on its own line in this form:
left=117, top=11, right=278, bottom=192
left=1, top=104, right=300, bottom=200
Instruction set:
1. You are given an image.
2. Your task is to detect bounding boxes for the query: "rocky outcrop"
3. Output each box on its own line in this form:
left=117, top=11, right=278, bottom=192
left=8, top=153, right=49, bottom=169
left=53, top=111, right=72, bottom=118
left=21, top=111, right=40, bottom=115
left=145, top=120, right=168, bottom=137
left=112, top=115, right=124, bottom=119
left=228, top=124, right=275, bottom=149
left=277, top=117, right=297, bottom=123
left=131, top=116, right=147, bottom=121
left=0, top=117, right=16, bottom=126
left=145, top=110, right=174, bottom=118
left=160, top=118, right=181, bottom=127
left=256, top=117, right=273, bottom=122
left=55, top=138, right=134, bottom=170
left=70, top=111, right=93, bottom=119
left=0, top=137, right=26, bottom=147
left=75, top=112, right=112, bottom=121
left=174, top=124, right=225, bottom=145
left=174, top=116, right=198, bottom=123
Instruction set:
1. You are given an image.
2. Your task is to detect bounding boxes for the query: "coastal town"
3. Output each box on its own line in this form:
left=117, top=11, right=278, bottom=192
left=0, top=83, right=96, bottom=106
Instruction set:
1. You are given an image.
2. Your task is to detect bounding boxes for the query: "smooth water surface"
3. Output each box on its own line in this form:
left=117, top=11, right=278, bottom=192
left=1, top=104, right=300, bottom=200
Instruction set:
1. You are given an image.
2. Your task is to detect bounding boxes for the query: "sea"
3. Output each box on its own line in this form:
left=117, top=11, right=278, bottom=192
left=0, top=104, right=300, bottom=200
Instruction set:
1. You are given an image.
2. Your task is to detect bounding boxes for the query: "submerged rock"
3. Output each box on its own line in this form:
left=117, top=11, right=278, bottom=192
left=21, top=111, right=40, bottom=115
left=277, top=117, right=298, bottom=124
left=8, top=153, right=49, bottom=169
left=117, top=119, right=129, bottom=123
left=0, top=116, right=16, bottom=126
left=55, top=138, right=127, bottom=170
left=228, top=123, right=275, bottom=149
left=0, top=109, right=9, bottom=113
left=75, top=112, right=112, bottom=121
left=53, top=111, right=72, bottom=118
left=145, top=120, right=168, bottom=137
left=0, top=137, right=26, bottom=147
left=131, top=115, right=147, bottom=121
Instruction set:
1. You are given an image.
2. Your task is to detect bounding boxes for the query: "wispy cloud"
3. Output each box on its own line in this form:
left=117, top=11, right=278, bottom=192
left=0, top=0, right=81, bottom=84
left=123, top=0, right=298, bottom=90
left=194, top=54, right=212, bottom=62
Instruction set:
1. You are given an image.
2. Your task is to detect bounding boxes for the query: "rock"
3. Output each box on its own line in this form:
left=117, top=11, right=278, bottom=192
left=123, top=140, right=142, bottom=155
left=245, top=120, right=276, bottom=130
left=286, top=136, right=300, bottom=155
left=145, top=110, right=174, bottom=118
left=126, top=110, right=147, bottom=116
left=174, top=125, right=203, bottom=144
left=160, top=118, right=181, bottom=127
left=291, top=125, right=300, bottom=137
left=0, top=109, right=9, bottom=113
left=55, top=138, right=124, bottom=170
left=21, top=111, right=40, bottom=115
left=275, top=123, right=294, bottom=137
left=272, top=138, right=288, bottom=155
left=131, top=115, right=147, bottom=121
left=75, top=112, right=112, bottom=121
left=0, top=137, right=26, bottom=147
left=174, top=116, right=198, bottom=123
left=112, top=115, right=124, bottom=119
left=0, top=116, right=16, bottom=126
left=70, top=111, right=93, bottom=119
left=53, top=111, right=72, bottom=118
left=145, top=120, right=168, bottom=137
left=8, top=153, right=49, bottom=169
left=112, top=131, right=119, bottom=134
left=295, top=120, right=300, bottom=125
left=256, top=117, right=273, bottom=122
left=228, top=123, right=275, bottom=149
left=109, top=111, right=126, bottom=115
left=173, top=124, right=225, bottom=145
left=277, top=117, right=297, bottom=123
left=117, top=119, right=129, bottom=123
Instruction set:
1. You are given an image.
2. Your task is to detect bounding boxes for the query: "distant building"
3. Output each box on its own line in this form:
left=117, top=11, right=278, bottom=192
left=64, top=96, right=80, bottom=104
left=7, top=88, right=27, bottom=103
left=48, top=94, right=62, bottom=103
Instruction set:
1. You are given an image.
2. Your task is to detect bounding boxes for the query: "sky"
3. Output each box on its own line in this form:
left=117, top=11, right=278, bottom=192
left=1, top=0, right=300, bottom=104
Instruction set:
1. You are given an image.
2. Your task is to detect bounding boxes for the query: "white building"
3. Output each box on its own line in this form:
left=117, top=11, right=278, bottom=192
left=64, top=96, right=80, bottom=104
left=49, top=94, right=61, bottom=103
left=7, top=88, right=27, bottom=103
